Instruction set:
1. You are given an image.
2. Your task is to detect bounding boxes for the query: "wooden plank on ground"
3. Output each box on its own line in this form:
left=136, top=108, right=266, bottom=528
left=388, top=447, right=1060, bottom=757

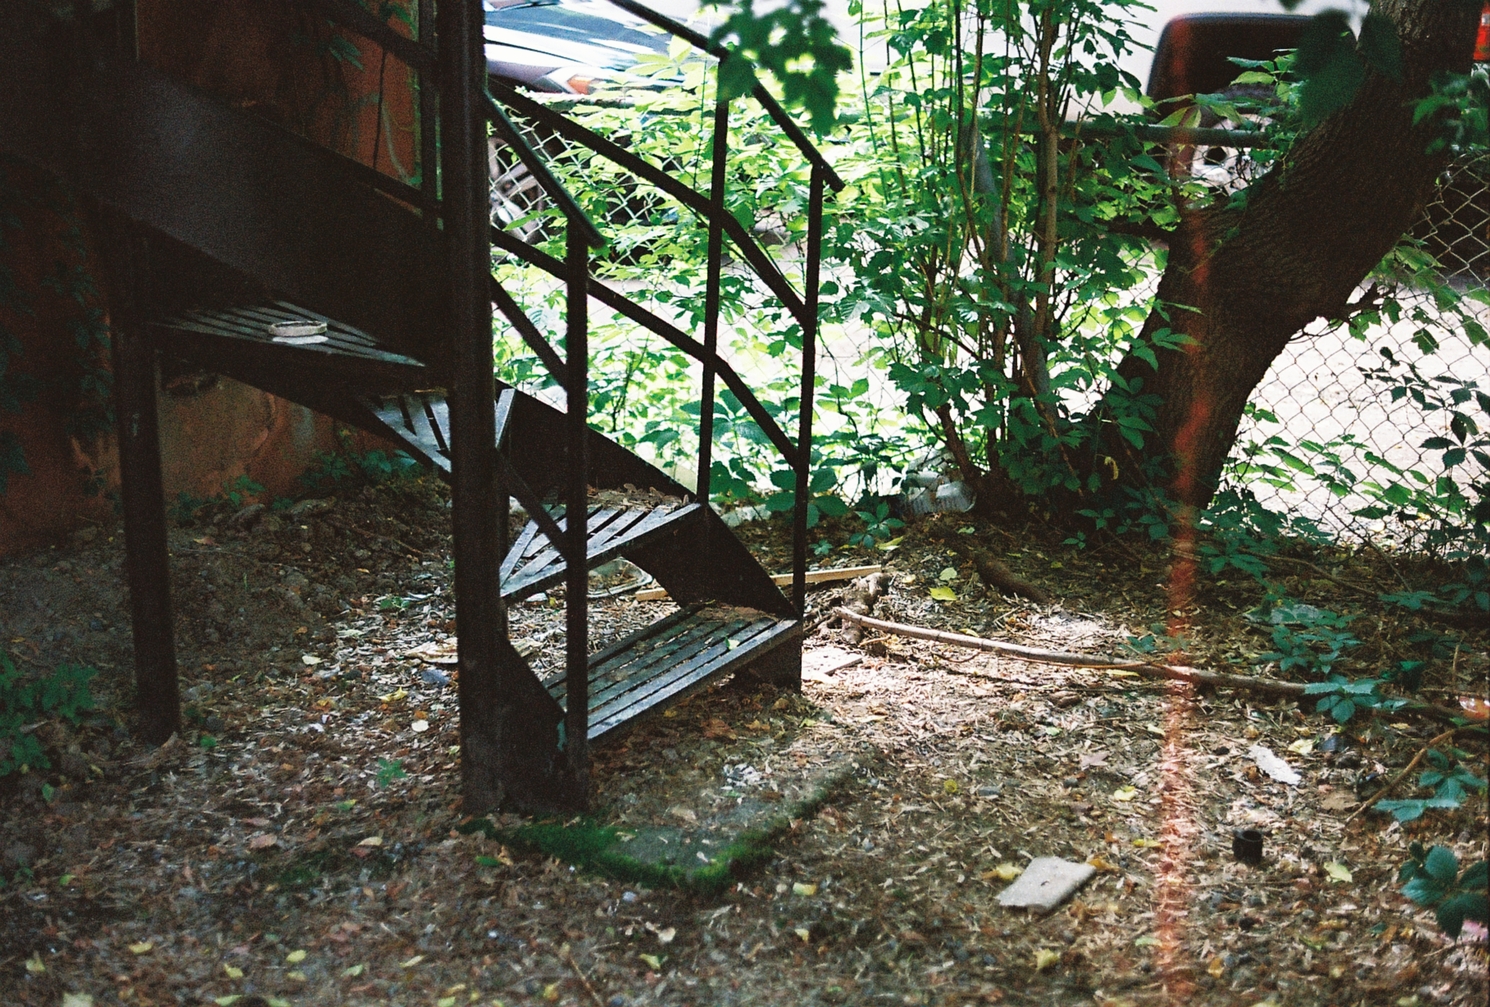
left=634, top=563, right=881, bottom=601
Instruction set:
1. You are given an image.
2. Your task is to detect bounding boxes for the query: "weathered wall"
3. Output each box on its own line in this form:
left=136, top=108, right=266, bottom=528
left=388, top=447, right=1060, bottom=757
left=0, top=0, right=420, bottom=556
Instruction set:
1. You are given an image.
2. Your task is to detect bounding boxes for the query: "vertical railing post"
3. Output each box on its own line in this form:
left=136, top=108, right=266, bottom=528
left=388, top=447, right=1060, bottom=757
left=442, top=0, right=506, bottom=812
left=417, top=0, right=438, bottom=207
left=791, top=167, right=825, bottom=616
left=696, top=97, right=729, bottom=507
left=564, top=223, right=590, bottom=792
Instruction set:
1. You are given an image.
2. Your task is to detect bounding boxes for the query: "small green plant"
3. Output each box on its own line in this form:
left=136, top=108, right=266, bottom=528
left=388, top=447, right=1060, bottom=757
left=1397, top=843, right=1489, bottom=938
left=1, top=653, right=96, bottom=777
left=1252, top=600, right=1360, bottom=678
left=223, top=474, right=265, bottom=509
left=846, top=501, right=904, bottom=549
left=1375, top=746, right=1489, bottom=823
left=374, top=757, right=407, bottom=788
left=198, top=734, right=217, bottom=751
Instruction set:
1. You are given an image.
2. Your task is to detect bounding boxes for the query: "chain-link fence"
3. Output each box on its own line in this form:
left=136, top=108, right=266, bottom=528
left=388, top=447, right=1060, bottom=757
left=1229, top=152, right=1489, bottom=546
left=494, top=97, right=1488, bottom=543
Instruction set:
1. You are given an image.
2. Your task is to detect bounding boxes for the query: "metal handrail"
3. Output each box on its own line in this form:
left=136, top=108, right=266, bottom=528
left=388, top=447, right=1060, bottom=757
left=295, top=0, right=434, bottom=73
left=488, top=80, right=807, bottom=325
left=602, top=0, right=845, bottom=192
left=484, top=93, right=606, bottom=248
left=488, top=224, right=798, bottom=463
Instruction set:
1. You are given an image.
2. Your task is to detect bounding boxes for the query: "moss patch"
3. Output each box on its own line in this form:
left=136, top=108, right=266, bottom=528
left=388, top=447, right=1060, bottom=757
left=459, top=756, right=857, bottom=895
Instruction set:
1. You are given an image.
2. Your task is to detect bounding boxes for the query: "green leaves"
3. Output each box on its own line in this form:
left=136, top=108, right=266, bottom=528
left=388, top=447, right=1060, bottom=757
left=1, top=653, right=96, bottom=778
left=1294, top=12, right=1366, bottom=127
left=1293, top=11, right=1403, bottom=127
left=1397, top=843, right=1490, bottom=938
left=710, top=0, right=853, bottom=134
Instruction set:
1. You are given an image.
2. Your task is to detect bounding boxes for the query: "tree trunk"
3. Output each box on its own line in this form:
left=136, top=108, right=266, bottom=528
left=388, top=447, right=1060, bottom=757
left=1102, top=0, right=1481, bottom=511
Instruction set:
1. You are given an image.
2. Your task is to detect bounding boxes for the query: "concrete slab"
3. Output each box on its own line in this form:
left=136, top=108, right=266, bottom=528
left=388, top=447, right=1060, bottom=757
left=997, top=857, right=1096, bottom=912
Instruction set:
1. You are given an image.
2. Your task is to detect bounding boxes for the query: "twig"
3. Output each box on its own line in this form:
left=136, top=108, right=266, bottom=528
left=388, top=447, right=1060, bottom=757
left=563, top=946, right=607, bottom=1007
left=832, top=608, right=1468, bottom=723
left=1268, top=554, right=1376, bottom=598
left=1344, top=728, right=1460, bottom=825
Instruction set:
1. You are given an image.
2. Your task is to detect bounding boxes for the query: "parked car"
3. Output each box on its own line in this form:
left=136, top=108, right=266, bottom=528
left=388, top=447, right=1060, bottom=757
left=484, top=0, right=669, bottom=94
left=484, top=0, right=674, bottom=241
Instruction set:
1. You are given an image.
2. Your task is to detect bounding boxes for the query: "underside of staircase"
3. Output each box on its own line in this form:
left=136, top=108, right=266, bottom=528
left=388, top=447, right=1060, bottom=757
left=0, top=0, right=838, bottom=812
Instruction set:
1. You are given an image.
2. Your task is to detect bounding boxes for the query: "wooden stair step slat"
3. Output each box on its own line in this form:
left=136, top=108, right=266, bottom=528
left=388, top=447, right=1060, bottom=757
left=501, top=503, right=699, bottom=602
left=541, top=607, right=798, bottom=741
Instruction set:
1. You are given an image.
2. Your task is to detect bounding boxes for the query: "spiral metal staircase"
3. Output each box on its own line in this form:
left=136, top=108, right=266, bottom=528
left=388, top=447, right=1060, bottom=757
left=0, top=0, right=840, bottom=811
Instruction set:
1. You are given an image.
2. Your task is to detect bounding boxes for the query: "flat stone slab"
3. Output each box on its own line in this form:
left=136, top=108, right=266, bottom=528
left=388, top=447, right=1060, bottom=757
left=997, top=857, right=1095, bottom=912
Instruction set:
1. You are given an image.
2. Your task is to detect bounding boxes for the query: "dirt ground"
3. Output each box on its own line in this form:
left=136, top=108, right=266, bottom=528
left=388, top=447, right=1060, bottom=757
left=1, top=473, right=1486, bottom=1007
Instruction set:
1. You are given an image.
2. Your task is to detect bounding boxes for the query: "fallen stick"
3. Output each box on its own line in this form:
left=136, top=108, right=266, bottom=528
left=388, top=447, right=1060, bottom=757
left=832, top=608, right=1469, bottom=722
left=1343, top=727, right=1460, bottom=825
left=635, top=564, right=882, bottom=602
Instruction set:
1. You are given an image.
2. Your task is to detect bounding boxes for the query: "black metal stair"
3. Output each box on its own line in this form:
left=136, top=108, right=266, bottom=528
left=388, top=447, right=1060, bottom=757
left=501, top=502, right=702, bottom=602
left=550, top=605, right=801, bottom=741
left=2, top=0, right=826, bottom=813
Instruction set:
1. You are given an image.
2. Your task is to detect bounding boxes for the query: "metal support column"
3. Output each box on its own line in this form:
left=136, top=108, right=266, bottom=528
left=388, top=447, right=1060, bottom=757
left=695, top=97, right=729, bottom=508
left=791, top=168, right=825, bottom=617
left=110, top=232, right=180, bottom=745
left=563, top=223, right=590, bottom=796
left=441, top=0, right=506, bottom=812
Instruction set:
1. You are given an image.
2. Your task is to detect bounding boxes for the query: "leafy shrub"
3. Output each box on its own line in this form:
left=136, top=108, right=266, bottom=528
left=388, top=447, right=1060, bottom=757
left=0, top=652, right=96, bottom=777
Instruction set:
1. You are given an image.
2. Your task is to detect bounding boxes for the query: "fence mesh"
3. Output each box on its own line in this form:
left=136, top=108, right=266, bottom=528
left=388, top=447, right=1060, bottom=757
left=1227, top=152, right=1490, bottom=546
left=496, top=102, right=1487, bottom=544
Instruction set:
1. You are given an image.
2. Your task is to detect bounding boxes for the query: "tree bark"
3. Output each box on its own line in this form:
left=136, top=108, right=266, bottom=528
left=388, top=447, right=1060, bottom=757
left=1102, top=0, right=1481, bottom=511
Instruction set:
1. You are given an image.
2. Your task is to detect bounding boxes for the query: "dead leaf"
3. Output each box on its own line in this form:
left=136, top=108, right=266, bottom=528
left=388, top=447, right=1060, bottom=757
left=1078, top=751, right=1109, bottom=769
left=285, top=949, right=307, bottom=964
left=655, top=927, right=676, bottom=944
left=223, top=964, right=244, bottom=979
left=1034, top=948, right=1060, bottom=971
left=247, top=833, right=277, bottom=850
left=667, top=805, right=698, bottom=824
left=1324, top=862, right=1353, bottom=883
left=793, top=881, right=818, bottom=896
left=1321, top=791, right=1356, bottom=812
left=1111, top=786, right=1138, bottom=802
left=128, top=941, right=153, bottom=955
left=1287, top=738, right=1315, bottom=756
left=701, top=718, right=737, bottom=740
left=24, top=954, right=44, bottom=974
left=357, top=836, right=384, bottom=847
left=1248, top=744, right=1301, bottom=786
left=400, top=954, right=424, bottom=968
left=638, top=953, right=663, bottom=970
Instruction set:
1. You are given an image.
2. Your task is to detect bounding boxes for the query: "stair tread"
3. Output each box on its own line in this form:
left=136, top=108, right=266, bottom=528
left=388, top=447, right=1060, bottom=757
left=502, top=502, right=700, bottom=602
left=545, top=605, right=800, bottom=741
left=155, top=302, right=425, bottom=369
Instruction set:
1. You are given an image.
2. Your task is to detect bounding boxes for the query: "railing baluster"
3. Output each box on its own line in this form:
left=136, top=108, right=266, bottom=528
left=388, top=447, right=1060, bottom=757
left=564, top=222, right=590, bottom=789
left=792, top=167, right=825, bottom=616
left=417, top=0, right=437, bottom=207
left=696, top=97, right=730, bottom=507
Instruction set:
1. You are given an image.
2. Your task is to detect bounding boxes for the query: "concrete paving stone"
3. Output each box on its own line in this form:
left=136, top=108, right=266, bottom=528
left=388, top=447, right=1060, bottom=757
left=996, top=856, right=1095, bottom=912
